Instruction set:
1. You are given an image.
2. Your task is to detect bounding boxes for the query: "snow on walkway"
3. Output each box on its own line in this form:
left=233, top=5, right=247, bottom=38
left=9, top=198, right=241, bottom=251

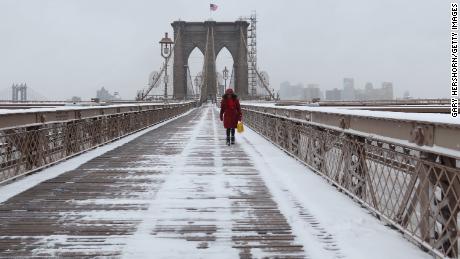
left=121, top=106, right=305, bottom=258
left=0, top=105, right=430, bottom=259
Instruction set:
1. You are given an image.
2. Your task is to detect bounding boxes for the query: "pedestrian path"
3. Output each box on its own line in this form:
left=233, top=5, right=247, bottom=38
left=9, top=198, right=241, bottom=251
left=0, top=105, right=431, bottom=259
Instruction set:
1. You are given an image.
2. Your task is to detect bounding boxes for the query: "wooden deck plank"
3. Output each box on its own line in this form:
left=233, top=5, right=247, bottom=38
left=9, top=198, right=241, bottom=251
left=0, top=106, right=307, bottom=258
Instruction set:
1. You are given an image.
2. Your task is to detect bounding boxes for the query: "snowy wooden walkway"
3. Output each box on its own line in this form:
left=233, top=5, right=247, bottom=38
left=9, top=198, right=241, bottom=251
left=0, top=106, right=431, bottom=259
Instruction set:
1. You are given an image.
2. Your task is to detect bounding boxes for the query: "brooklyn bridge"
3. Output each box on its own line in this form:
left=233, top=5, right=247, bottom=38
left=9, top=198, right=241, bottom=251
left=0, top=18, right=458, bottom=259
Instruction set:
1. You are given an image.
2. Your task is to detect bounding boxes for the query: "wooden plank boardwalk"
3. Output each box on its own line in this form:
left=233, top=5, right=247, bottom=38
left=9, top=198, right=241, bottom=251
left=0, top=106, right=307, bottom=258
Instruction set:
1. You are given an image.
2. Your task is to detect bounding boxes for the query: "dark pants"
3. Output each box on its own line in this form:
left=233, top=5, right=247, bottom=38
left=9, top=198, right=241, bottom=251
left=226, top=128, right=235, bottom=142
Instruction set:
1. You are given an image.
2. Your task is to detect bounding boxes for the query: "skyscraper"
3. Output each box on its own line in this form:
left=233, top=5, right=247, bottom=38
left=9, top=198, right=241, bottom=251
left=303, top=84, right=321, bottom=100
left=325, top=88, right=342, bottom=101
left=279, top=81, right=304, bottom=100
left=342, top=78, right=355, bottom=101
left=381, top=82, right=394, bottom=100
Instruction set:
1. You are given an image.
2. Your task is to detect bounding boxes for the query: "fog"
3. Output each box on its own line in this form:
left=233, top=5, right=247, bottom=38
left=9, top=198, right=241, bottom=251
left=0, top=0, right=448, bottom=100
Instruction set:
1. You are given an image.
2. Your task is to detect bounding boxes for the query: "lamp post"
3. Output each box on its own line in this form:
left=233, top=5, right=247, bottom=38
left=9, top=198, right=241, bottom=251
left=159, top=32, right=173, bottom=102
left=222, top=66, right=229, bottom=91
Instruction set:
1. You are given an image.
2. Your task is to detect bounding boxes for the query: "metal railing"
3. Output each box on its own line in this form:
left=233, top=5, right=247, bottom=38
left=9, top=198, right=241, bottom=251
left=0, top=102, right=197, bottom=184
left=318, top=98, right=452, bottom=106
left=271, top=98, right=452, bottom=106
left=242, top=105, right=460, bottom=258
left=141, top=95, right=201, bottom=101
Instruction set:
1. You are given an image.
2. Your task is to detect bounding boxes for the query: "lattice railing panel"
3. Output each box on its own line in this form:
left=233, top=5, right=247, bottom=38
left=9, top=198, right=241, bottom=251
left=243, top=107, right=460, bottom=258
left=0, top=103, right=195, bottom=183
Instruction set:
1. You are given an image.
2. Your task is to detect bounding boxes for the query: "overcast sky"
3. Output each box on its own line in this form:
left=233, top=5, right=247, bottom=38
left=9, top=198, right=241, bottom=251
left=0, top=0, right=449, bottom=100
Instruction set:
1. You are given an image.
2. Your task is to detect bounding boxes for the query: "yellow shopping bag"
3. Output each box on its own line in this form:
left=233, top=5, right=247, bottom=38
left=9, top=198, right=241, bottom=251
left=237, top=121, right=244, bottom=133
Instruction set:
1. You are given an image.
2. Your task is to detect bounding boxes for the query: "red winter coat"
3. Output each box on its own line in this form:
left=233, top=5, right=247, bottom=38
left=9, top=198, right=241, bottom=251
left=220, top=94, right=242, bottom=129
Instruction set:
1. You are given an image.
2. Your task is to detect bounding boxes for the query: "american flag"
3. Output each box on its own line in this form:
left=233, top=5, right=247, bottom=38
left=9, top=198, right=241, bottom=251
left=210, top=3, right=218, bottom=11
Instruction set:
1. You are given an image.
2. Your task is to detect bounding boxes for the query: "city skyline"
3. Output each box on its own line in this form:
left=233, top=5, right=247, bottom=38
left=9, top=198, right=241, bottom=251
left=0, top=0, right=448, bottom=100
left=279, top=77, right=396, bottom=101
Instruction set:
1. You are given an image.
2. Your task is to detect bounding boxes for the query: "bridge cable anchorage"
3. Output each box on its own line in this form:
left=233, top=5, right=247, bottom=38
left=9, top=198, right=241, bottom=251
left=240, top=27, right=274, bottom=100
left=137, top=28, right=182, bottom=101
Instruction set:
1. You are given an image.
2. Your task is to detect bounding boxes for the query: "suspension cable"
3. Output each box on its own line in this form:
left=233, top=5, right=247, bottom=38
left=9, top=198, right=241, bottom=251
left=139, top=28, right=182, bottom=100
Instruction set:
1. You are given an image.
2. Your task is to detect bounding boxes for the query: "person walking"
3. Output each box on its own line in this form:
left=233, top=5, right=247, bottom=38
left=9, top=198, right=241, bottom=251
left=220, top=88, right=242, bottom=146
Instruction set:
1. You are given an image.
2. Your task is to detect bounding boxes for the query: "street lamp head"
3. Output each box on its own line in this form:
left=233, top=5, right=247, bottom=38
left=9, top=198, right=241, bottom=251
left=159, top=32, right=173, bottom=58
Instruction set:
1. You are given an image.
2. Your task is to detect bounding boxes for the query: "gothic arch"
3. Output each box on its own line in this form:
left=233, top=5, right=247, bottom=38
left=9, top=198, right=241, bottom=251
left=184, top=44, right=205, bottom=63
left=216, top=45, right=236, bottom=64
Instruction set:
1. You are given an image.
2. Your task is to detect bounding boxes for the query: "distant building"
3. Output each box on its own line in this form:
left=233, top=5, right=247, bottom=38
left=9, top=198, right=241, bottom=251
left=364, top=82, right=374, bottom=91
left=351, top=81, right=393, bottom=100
left=12, top=83, right=27, bottom=101
left=303, top=84, right=321, bottom=100
left=279, top=81, right=324, bottom=100
left=342, top=78, right=355, bottom=101
left=380, top=82, right=393, bottom=100
left=325, top=88, right=342, bottom=101
left=403, top=90, right=411, bottom=99
left=279, top=81, right=304, bottom=100
left=96, top=87, right=120, bottom=101
left=354, top=89, right=367, bottom=100
left=361, top=82, right=377, bottom=100
left=324, top=79, right=394, bottom=101
left=69, top=96, right=82, bottom=102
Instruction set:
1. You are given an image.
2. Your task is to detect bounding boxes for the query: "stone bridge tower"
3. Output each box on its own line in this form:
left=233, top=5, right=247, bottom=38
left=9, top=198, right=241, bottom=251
left=172, top=20, right=249, bottom=100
